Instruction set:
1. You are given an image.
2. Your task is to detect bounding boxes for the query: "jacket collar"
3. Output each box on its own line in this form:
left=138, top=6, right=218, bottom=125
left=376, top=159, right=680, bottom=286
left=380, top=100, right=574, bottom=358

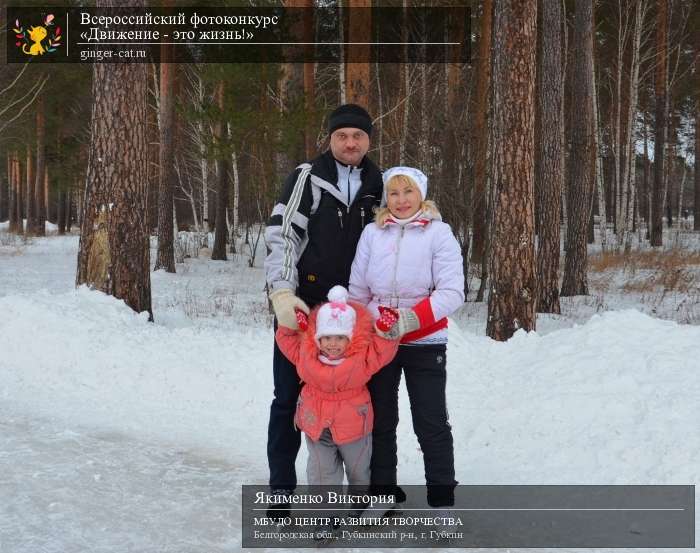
left=309, top=150, right=383, bottom=207
left=382, top=209, right=441, bottom=229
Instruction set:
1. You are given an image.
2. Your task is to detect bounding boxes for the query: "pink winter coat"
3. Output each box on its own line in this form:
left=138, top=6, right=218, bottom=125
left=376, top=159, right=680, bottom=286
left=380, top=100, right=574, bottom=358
left=275, top=302, right=399, bottom=445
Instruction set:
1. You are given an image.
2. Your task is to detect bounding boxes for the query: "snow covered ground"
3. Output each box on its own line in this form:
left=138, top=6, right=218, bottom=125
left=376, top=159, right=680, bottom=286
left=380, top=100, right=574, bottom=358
left=0, top=223, right=698, bottom=552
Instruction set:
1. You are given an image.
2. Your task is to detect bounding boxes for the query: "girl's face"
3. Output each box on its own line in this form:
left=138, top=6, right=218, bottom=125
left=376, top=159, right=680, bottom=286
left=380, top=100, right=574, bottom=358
left=319, top=335, right=350, bottom=358
left=386, top=179, right=422, bottom=219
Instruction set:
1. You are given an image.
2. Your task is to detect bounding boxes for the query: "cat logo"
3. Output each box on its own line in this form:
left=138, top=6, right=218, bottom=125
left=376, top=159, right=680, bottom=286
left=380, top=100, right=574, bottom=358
left=306, top=274, right=317, bottom=282
left=13, top=14, right=61, bottom=56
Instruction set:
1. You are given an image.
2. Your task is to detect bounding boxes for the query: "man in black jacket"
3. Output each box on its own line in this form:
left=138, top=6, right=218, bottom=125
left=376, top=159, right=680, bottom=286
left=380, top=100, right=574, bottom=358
left=263, top=104, right=383, bottom=516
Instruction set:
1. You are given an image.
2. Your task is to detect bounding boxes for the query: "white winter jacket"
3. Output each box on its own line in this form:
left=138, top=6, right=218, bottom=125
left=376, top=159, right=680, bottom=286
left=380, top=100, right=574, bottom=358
left=348, top=210, right=465, bottom=344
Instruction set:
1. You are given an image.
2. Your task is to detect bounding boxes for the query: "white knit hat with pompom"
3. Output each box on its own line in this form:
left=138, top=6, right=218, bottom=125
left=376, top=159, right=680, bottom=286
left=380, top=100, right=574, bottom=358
left=315, top=285, right=357, bottom=340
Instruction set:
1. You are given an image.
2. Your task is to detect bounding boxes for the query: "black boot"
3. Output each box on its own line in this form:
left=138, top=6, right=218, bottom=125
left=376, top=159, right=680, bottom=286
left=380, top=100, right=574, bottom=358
left=266, top=489, right=293, bottom=522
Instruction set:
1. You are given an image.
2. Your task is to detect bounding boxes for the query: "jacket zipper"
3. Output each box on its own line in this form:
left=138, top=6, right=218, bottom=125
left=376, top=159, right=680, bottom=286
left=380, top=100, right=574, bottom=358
left=360, top=207, right=365, bottom=227
left=337, top=207, right=344, bottom=229
left=391, top=225, right=406, bottom=303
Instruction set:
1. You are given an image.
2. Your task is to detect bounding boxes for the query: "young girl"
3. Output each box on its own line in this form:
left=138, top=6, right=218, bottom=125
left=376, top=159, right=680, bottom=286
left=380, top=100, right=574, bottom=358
left=349, top=166, right=465, bottom=511
left=275, top=285, right=400, bottom=494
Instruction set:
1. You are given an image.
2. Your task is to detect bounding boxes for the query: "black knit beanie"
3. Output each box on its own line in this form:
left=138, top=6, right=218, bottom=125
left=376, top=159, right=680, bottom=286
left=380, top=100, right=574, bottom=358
left=327, top=104, right=373, bottom=136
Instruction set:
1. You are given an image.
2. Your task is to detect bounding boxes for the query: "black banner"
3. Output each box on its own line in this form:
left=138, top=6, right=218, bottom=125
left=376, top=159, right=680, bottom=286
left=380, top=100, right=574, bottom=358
left=5, top=6, right=470, bottom=64
left=242, top=484, right=695, bottom=548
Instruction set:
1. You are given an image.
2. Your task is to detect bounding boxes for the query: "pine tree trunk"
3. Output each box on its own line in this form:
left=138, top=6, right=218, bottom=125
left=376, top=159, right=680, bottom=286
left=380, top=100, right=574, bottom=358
left=346, top=0, right=371, bottom=107
left=66, top=188, right=73, bottom=232
left=8, top=153, right=18, bottom=233
left=695, top=99, right=700, bottom=230
left=593, top=56, right=608, bottom=252
left=0, top=160, right=6, bottom=223
left=664, top=112, right=675, bottom=229
left=25, top=144, right=36, bottom=235
left=32, top=96, right=45, bottom=236
left=14, top=154, right=23, bottom=234
left=304, top=60, right=316, bottom=158
left=57, top=188, right=66, bottom=235
left=643, top=109, right=652, bottom=237
left=471, top=0, right=492, bottom=266
left=33, top=97, right=46, bottom=236
left=398, top=0, right=409, bottom=165
left=561, top=0, right=596, bottom=297
left=399, top=60, right=409, bottom=165
left=76, top=0, right=152, bottom=320
left=535, top=0, right=564, bottom=314
left=43, top=167, right=49, bottom=227
left=486, top=0, right=537, bottom=341
left=230, top=144, right=240, bottom=254
left=211, top=80, right=228, bottom=261
left=650, top=0, right=668, bottom=246
left=419, top=52, right=429, bottom=174
left=303, top=4, right=315, bottom=159
left=376, top=60, right=384, bottom=168
left=154, top=41, right=177, bottom=273
left=194, top=72, right=210, bottom=236
left=338, top=2, right=346, bottom=104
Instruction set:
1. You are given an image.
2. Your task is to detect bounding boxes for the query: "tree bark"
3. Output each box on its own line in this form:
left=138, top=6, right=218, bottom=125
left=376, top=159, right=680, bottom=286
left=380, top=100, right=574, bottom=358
left=43, top=166, right=49, bottom=227
left=57, top=188, right=66, bottom=235
left=593, top=54, right=608, bottom=252
left=642, top=106, right=651, bottom=237
left=154, top=37, right=177, bottom=273
left=486, top=0, right=537, bottom=341
left=14, top=154, right=23, bottom=234
left=535, top=0, right=564, bottom=314
left=8, top=152, right=19, bottom=233
left=76, top=0, right=152, bottom=320
left=34, top=95, right=46, bottom=236
left=25, top=144, right=36, bottom=235
left=66, top=188, right=73, bottom=232
left=303, top=5, right=316, bottom=159
left=0, top=157, right=6, bottom=222
left=561, top=0, right=596, bottom=297
left=346, top=0, right=371, bottom=107
left=695, top=95, right=700, bottom=230
left=650, top=0, right=668, bottom=246
left=471, top=0, right=492, bottom=266
left=211, top=79, right=228, bottom=261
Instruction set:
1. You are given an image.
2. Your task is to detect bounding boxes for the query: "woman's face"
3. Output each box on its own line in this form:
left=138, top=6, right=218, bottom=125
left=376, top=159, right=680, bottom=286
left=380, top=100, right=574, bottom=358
left=386, top=179, right=422, bottom=219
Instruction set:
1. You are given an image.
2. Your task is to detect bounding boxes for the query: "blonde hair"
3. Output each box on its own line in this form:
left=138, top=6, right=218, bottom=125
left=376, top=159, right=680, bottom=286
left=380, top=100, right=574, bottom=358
left=375, top=174, right=440, bottom=226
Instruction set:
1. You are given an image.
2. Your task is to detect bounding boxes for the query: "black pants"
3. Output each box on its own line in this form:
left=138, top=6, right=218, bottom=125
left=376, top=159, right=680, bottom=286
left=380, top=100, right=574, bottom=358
left=267, top=319, right=302, bottom=491
left=368, top=344, right=457, bottom=507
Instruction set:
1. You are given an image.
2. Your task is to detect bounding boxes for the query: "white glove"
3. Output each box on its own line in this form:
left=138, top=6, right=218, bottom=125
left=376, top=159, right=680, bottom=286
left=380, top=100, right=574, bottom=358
left=270, top=289, right=310, bottom=330
left=375, top=307, right=420, bottom=340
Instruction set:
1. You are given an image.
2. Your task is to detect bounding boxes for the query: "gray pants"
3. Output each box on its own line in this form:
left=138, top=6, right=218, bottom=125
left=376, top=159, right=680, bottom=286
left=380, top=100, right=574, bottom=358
left=306, top=428, right=372, bottom=486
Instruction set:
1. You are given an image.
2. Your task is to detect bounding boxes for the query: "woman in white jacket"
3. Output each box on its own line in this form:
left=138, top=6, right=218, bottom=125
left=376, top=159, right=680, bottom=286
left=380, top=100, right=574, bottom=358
left=349, top=166, right=465, bottom=511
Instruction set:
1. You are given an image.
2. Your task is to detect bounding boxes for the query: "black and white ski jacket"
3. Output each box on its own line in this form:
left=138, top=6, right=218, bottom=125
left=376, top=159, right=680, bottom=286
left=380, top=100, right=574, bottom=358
left=264, top=150, right=383, bottom=307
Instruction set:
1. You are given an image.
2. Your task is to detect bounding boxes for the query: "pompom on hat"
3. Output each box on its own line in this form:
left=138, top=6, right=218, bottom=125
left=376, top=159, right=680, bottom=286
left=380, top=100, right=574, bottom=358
left=381, top=166, right=428, bottom=207
left=315, top=285, right=357, bottom=341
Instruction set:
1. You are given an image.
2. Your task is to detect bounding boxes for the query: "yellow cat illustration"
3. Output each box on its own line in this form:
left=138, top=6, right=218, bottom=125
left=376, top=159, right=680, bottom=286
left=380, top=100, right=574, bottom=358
left=23, top=25, right=47, bottom=56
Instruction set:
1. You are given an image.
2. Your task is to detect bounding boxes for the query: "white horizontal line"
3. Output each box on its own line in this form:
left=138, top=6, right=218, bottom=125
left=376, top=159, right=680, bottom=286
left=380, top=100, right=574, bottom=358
left=75, top=42, right=460, bottom=45
left=253, top=508, right=686, bottom=511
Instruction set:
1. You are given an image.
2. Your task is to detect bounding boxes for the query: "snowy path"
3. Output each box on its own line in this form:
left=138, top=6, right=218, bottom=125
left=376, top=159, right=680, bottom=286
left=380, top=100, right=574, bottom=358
left=0, top=412, right=242, bottom=553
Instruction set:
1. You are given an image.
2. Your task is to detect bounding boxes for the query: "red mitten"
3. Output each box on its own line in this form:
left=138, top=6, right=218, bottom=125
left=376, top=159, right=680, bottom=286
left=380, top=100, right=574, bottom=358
left=295, top=308, right=309, bottom=331
left=376, top=305, right=399, bottom=332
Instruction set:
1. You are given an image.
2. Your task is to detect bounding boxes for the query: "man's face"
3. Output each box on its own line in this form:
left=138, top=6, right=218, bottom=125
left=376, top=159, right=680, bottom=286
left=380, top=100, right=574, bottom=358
left=329, top=127, right=370, bottom=167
